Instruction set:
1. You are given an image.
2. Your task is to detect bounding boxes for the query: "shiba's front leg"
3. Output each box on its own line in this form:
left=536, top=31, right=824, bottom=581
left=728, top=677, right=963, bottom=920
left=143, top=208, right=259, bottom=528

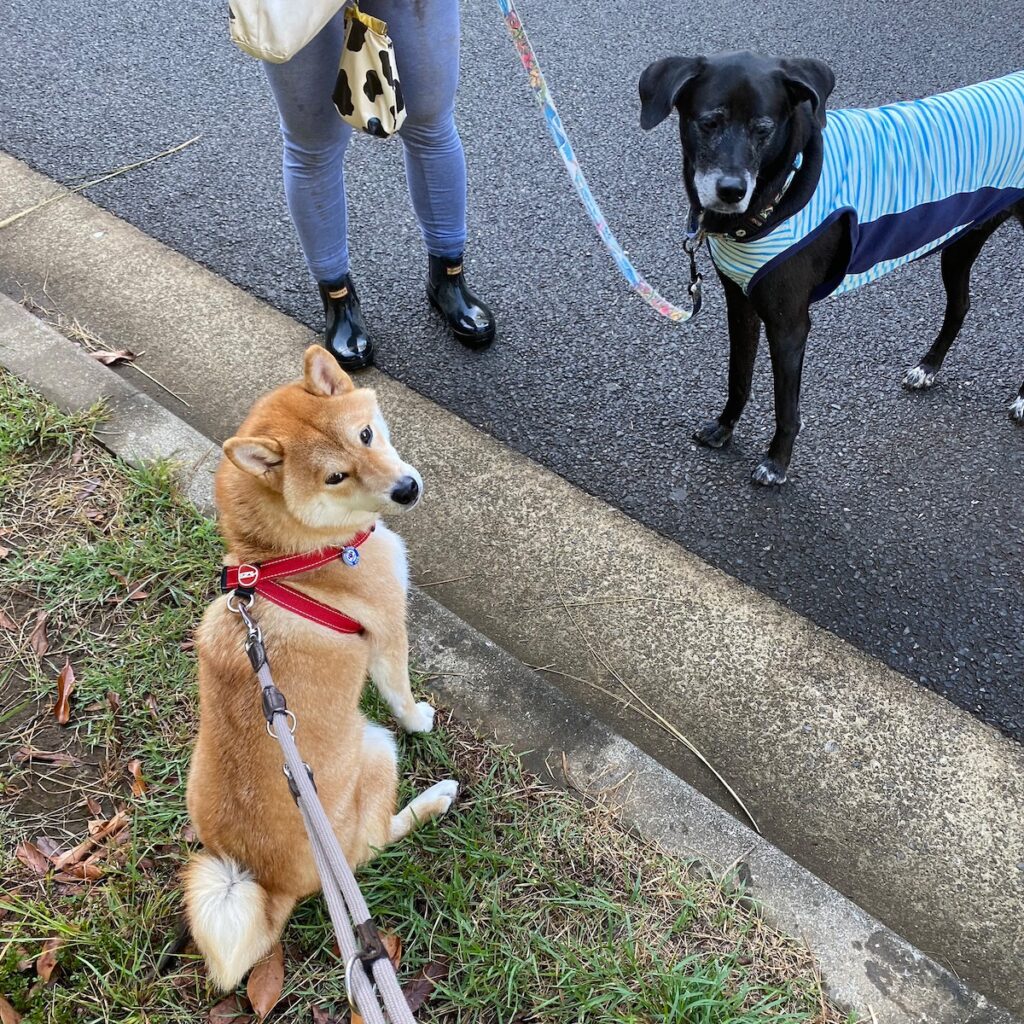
left=368, top=625, right=435, bottom=733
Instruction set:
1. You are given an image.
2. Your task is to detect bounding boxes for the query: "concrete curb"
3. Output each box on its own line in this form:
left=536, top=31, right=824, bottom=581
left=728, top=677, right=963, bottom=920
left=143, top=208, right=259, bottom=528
left=1, top=292, right=1017, bottom=1023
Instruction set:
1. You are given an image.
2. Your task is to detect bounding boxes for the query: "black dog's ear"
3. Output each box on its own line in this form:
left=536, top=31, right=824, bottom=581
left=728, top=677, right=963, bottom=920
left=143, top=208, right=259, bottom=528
left=639, top=56, right=706, bottom=130
left=779, top=58, right=835, bottom=129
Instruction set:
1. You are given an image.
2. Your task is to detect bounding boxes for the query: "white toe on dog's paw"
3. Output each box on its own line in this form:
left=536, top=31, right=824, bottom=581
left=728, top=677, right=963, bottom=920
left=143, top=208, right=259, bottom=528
left=903, top=365, right=936, bottom=390
left=751, top=460, right=787, bottom=486
left=403, top=701, right=436, bottom=734
left=431, top=778, right=460, bottom=813
left=1010, top=396, right=1024, bottom=424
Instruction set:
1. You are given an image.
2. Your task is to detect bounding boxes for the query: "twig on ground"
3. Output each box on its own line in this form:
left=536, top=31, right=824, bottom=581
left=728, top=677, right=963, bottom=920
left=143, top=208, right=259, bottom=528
left=551, top=572, right=761, bottom=834
left=0, top=136, right=201, bottom=231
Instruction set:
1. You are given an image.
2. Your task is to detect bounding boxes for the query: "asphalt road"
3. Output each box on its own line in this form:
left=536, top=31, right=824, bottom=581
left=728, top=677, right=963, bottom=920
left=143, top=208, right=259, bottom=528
left=1, top=0, right=1021, bottom=739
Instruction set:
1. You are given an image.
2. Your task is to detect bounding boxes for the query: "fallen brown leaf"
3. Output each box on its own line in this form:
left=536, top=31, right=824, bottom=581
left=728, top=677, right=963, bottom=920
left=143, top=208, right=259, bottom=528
left=246, top=942, right=284, bottom=1022
left=13, top=746, right=80, bottom=768
left=14, top=842, right=49, bottom=876
left=351, top=934, right=401, bottom=1024
left=401, top=958, right=449, bottom=1013
left=78, top=480, right=101, bottom=500
left=146, top=693, right=159, bottom=719
left=85, top=796, right=103, bottom=816
left=52, top=809, right=129, bottom=872
left=58, top=862, right=104, bottom=882
left=107, top=690, right=121, bottom=713
left=127, top=586, right=150, bottom=601
left=0, top=545, right=9, bottom=559
left=180, top=636, right=195, bottom=652
left=181, top=823, right=197, bottom=844
left=29, top=611, right=48, bottom=659
left=208, top=995, right=253, bottom=1024
left=0, top=994, right=22, bottom=1024
left=127, top=759, right=147, bottom=797
left=89, top=349, right=136, bottom=367
left=54, top=659, right=76, bottom=725
left=34, top=837, right=63, bottom=862
left=310, top=1007, right=339, bottom=1024
left=36, top=938, right=62, bottom=984
left=0, top=609, right=17, bottom=630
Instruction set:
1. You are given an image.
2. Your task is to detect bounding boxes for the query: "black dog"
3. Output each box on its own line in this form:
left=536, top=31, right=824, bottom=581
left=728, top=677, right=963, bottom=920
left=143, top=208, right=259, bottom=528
left=640, top=52, right=1024, bottom=484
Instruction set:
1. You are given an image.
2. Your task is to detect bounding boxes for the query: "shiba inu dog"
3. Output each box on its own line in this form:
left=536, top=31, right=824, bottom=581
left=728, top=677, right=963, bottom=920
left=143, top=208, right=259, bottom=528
left=183, top=346, right=458, bottom=990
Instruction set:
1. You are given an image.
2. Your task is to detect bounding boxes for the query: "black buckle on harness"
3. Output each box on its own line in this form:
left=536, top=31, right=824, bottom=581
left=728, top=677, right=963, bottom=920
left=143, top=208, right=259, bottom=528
left=354, top=920, right=388, bottom=972
left=261, top=684, right=287, bottom=723
left=282, top=762, right=316, bottom=802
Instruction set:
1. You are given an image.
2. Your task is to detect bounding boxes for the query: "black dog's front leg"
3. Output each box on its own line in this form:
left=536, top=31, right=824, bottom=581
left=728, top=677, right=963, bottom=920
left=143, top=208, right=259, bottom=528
left=753, top=309, right=811, bottom=485
left=693, top=271, right=761, bottom=449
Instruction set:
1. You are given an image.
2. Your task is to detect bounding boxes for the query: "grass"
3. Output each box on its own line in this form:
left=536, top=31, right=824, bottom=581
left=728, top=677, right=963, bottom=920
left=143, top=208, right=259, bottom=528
left=0, top=368, right=852, bottom=1024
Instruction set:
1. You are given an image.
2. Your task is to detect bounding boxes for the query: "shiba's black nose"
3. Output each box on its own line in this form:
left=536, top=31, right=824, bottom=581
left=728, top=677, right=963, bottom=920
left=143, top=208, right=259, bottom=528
left=716, top=176, right=747, bottom=204
left=390, top=475, right=420, bottom=506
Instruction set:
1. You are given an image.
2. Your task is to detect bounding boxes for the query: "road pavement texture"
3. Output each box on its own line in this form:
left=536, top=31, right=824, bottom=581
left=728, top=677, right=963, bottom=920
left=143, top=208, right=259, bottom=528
left=0, top=156, right=1021, bottom=1013
left=0, top=0, right=1021, bottom=739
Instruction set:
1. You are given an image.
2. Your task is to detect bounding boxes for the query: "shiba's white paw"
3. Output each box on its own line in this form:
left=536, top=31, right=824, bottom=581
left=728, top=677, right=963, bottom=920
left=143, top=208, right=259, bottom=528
left=422, top=778, right=460, bottom=816
left=402, top=701, right=436, bottom=734
left=1010, top=395, right=1024, bottom=424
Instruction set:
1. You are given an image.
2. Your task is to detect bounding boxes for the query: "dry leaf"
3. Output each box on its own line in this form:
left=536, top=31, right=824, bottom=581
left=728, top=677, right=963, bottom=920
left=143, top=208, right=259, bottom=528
left=127, top=759, right=147, bottom=797
left=0, top=545, right=9, bottom=559
left=78, top=480, right=100, bottom=500
left=127, top=586, right=150, bottom=601
left=14, top=842, right=49, bottom=876
left=401, top=958, right=449, bottom=1013
left=246, top=942, right=284, bottom=1021
left=85, top=796, right=102, bottom=816
left=13, top=746, right=80, bottom=768
left=180, top=637, right=195, bottom=652
left=29, top=611, right=48, bottom=659
left=34, top=837, right=63, bottom=862
left=181, top=824, right=197, bottom=844
left=381, top=931, right=402, bottom=970
left=58, top=862, right=103, bottom=882
left=54, top=659, right=76, bottom=725
left=36, top=938, right=62, bottom=984
left=310, top=1008, right=339, bottom=1024
left=0, top=994, right=22, bottom=1024
left=146, top=693, right=159, bottom=720
left=89, top=349, right=136, bottom=367
left=52, top=810, right=129, bottom=871
left=208, top=995, right=253, bottom=1024
left=107, top=690, right=121, bottom=713
left=0, top=609, right=17, bottom=630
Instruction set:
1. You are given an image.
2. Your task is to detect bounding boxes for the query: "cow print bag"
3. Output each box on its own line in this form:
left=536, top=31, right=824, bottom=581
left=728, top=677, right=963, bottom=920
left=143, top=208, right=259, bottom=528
left=332, top=3, right=406, bottom=138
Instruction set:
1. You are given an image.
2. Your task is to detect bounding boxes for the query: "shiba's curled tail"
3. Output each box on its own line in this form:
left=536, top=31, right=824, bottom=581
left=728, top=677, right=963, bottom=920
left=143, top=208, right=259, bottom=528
left=183, top=853, right=277, bottom=991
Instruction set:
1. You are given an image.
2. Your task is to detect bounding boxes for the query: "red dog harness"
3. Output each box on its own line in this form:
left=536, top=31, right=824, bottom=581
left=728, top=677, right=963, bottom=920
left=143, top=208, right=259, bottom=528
left=220, top=525, right=375, bottom=635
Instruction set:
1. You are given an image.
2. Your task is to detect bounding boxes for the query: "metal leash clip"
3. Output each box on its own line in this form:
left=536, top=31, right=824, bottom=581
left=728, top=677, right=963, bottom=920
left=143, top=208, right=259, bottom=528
left=683, top=219, right=706, bottom=315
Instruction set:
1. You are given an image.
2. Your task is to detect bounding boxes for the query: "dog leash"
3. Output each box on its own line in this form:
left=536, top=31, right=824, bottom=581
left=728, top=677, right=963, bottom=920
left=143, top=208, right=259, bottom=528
left=497, top=0, right=704, bottom=323
left=227, top=594, right=416, bottom=1024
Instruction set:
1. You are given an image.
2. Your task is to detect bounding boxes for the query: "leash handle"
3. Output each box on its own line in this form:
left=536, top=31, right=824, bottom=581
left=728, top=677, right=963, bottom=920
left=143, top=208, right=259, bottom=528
left=497, top=0, right=702, bottom=324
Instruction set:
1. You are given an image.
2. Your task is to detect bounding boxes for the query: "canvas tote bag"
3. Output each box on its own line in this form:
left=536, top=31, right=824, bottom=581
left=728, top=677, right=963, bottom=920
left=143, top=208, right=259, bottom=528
left=227, top=0, right=346, bottom=63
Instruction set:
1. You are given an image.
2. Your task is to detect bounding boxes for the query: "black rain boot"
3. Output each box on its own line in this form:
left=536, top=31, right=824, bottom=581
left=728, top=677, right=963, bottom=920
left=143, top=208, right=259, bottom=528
left=426, top=254, right=496, bottom=350
left=318, top=274, right=374, bottom=371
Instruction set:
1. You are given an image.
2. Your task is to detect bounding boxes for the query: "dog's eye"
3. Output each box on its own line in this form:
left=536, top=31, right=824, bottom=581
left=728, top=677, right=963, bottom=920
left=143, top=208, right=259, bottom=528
left=751, top=118, right=775, bottom=140
left=359, top=426, right=373, bottom=446
left=697, top=113, right=724, bottom=134
left=325, top=472, right=348, bottom=486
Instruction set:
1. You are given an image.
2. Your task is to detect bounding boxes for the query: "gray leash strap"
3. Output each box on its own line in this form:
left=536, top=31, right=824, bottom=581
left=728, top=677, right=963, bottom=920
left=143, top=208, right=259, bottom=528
left=230, top=595, right=415, bottom=1024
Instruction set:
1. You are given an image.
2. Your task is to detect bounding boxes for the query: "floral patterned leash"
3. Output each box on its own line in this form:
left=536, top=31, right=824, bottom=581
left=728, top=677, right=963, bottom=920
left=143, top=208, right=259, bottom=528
left=497, top=0, right=704, bottom=324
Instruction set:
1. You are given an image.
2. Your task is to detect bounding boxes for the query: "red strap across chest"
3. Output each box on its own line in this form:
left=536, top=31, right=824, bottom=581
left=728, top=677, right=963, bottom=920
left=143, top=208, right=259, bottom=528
left=220, top=526, right=374, bottom=636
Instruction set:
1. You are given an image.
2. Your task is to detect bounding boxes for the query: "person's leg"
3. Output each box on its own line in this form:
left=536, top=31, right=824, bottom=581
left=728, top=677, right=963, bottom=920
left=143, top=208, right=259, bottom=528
left=365, top=0, right=495, bottom=346
left=263, top=13, right=373, bottom=369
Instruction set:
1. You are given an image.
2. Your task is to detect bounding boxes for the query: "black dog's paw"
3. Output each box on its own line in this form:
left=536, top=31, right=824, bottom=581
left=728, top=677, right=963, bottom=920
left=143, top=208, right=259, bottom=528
left=693, top=419, right=733, bottom=449
left=751, top=458, right=788, bottom=486
left=903, top=363, right=937, bottom=390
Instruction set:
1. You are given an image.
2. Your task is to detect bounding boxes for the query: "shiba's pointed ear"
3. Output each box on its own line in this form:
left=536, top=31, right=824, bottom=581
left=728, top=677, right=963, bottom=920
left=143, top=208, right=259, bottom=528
left=779, top=58, right=835, bottom=129
left=303, top=345, right=355, bottom=397
left=639, top=56, right=706, bottom=130
left=223, top=436, right=284, bottom=480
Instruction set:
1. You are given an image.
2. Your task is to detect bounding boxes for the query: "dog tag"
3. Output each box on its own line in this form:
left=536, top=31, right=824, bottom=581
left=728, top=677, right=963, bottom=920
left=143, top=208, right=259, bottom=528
left=341, top=547, right=360, bottom=568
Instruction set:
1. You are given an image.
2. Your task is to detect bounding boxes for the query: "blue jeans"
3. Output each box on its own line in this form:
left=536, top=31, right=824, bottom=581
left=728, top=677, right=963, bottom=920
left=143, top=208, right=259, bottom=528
left=263, top=0, right=466, bottom=283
